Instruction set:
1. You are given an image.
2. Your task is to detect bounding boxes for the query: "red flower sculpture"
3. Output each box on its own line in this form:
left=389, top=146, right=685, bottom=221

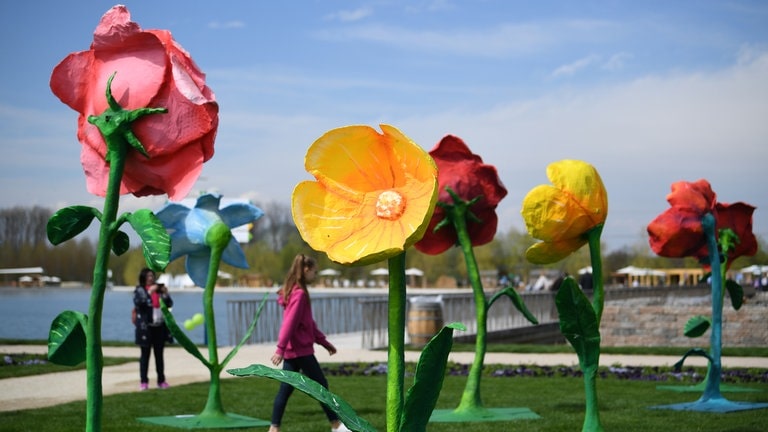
left=50, top=5, right=218, bottom=200
left=647, top=179, right=756, bottom=267
left=415, top=135, right=507, bottom=255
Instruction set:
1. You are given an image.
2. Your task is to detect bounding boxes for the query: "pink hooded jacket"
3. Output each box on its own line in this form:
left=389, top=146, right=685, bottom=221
left=275, top=287, right=331, bottom=359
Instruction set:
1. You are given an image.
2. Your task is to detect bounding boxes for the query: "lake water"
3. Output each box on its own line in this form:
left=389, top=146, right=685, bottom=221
left=0, top=286, right=278, bottom=345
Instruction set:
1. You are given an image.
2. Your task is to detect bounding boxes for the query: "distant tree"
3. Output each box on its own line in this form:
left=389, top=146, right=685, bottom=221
left=253, top=200, right=295, bottom=252
left=0, top=206, right=51, bottom=250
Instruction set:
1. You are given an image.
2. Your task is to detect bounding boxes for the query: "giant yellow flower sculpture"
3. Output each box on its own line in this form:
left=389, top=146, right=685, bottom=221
left=521, top=159, right=607, bottom=264
left=293, top=124, right=439, bottom=266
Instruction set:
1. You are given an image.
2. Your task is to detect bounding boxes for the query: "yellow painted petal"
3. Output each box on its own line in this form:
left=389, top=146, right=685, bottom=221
left=525, top=237, right=587, bottom=264
left=306, top=125, right=394, bottom=192
left=522, top=185, right=600, bottom=241
left=293, top=125, right=438, bottom=265
left=547, top=160, right=608, bottom=227
left=521, top=159, right=608, bottom=263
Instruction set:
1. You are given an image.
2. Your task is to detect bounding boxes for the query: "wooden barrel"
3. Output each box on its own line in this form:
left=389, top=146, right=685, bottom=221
left=407, top=301, right=444, bottom=347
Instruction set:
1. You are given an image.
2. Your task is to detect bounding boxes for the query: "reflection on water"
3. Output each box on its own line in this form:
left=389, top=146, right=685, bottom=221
left=0, top=287, right=276, bottom=344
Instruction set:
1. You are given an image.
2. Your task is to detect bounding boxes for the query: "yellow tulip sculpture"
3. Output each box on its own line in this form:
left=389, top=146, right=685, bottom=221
left=521, top=159, right=608, bottom=432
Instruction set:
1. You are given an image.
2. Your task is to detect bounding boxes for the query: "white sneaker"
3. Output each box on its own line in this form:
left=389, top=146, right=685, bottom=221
left=331, top=423, right=352, bottom=432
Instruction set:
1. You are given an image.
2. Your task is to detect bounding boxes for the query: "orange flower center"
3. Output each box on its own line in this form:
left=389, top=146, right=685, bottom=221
left=376, top=190, right=406, bottom=220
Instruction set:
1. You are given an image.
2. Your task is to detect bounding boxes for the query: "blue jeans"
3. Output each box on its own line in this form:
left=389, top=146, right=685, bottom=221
left=270, top=354, right=338, bottom=426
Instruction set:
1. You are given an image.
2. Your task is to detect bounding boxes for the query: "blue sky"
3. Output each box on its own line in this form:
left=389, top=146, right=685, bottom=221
left=1, top=1, right=767, bottom=253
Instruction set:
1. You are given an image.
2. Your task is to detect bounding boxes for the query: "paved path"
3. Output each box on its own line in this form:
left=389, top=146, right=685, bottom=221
left=2, top=333, right=766, bottom=413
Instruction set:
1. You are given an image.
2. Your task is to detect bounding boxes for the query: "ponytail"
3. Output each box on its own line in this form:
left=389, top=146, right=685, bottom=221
left=278, top=254, right=316, bottom=302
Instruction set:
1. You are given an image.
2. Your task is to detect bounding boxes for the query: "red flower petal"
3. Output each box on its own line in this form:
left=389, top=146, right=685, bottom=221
left=415, top=135, right=506, bottom=255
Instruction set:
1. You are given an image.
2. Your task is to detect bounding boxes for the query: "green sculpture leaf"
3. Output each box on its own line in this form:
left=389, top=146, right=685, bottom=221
left=488, top=286, right=539, bottom=325
left=725, top=279, right=744, bottom=310
left=227, top=364, right=375, bottom=432
left=555, top=277, right=601, bottom=368
left=111, top=230, right=130, bottom=256
left=400, top=322, right=464, bottom=432
left=127, top=209, right=171, bottom=272
left=161, top=299, right=209, bottom=367
left=47, top=310, right=88, bottom=366
left=683, top=315, right=711, bottom=338
left=221, top=293, right=269, bottom=369
left=46, top=206, right=98, bottom=245
left=672, top=348, right=713, bottom=372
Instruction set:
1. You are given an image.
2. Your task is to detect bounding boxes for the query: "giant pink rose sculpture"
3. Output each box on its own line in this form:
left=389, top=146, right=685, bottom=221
left=50, top=5, right=218, bottom=200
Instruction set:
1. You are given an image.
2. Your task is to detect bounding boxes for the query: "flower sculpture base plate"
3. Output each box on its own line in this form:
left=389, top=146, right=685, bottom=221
left=429, top=407, right=540, bottom=423
left=656, top=383, right=762, bottom=393
left=136, top=413, right=270, bottom=429
left=650, top=398, right=768, bottom=413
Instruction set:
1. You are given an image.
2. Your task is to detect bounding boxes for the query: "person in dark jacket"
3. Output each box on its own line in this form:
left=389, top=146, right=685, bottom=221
left=133, top=268, right=173, bottom=391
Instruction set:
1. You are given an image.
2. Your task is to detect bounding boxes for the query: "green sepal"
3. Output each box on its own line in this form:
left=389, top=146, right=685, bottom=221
left=160, top=299, right=209, bottom=368
left=47, top=310, right=87, bottom=366
left=46, top=206, right=99, bottom=245
left=556, top=277, right=601, bottom=369
left=111, top=230, right=130, bottom=256
left=725, top=279, right=744, bottom=310
left=488, top=286, right=539, bottom=325
left=127, top=209, right=171, bottom=272
left=673, top=348, right=713, bottom=372
left=400, top=322, right=464, bottom=432
left=227, top=364, right=375, bottom=432
left=221, top=292, right=269, bottom=369
left=683, top=315, right=711, bottom=338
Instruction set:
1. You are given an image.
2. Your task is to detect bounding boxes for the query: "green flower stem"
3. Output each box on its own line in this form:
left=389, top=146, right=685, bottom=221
left=83, top=138, right=124, bottom=432
left=587, top=224, right=605, bottom=324
left=701, top=213, right=724, bottom=401
left=82, top=75, right=166, bottom=432
left=581, top=365, right=603, bottom=432
left=199, top=222, right=231, bottom=418
left=450, top=202, right=487, bottom=413
left=583, top=224, right=605, bottom=432
left=387, top=253, right=407, bottom=432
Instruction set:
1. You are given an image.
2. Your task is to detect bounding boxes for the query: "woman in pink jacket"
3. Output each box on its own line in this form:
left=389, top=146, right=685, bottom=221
left=269, top=254, right=351, bottom=432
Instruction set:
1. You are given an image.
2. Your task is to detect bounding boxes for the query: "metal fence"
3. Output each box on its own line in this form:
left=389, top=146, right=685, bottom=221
left=227, top=284, right=712, bottom=348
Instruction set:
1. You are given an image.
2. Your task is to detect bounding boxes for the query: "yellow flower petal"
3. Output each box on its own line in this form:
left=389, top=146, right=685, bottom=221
left=521, top=159, right=608, bottom=264
left=293, top=125, right=438, bottom=265
left=525, top=236, right=587, bottom=265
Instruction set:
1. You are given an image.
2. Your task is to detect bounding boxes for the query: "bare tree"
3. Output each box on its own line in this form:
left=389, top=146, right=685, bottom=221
left=253, top=200, right=295, bottom=252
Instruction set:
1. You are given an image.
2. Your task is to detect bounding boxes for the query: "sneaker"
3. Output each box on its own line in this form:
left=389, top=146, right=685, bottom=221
left=158, top=382, right=170, bottom=389
left=139, top=382, right=149, bottom=391
left=331, top=423, right=352, bottom=432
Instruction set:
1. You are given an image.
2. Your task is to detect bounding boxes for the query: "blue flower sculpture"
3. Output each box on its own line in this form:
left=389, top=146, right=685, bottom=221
left=157, top=193, right=263, bottom=287
left=143, top=193, right=269, bottom=428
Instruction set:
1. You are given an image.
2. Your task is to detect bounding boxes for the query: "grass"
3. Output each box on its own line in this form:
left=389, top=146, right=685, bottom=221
left=5, top=338, right=768, bottom=357
left=0, top=353, right=136, bottom=380
left=2, top=369, right=767, bottom=432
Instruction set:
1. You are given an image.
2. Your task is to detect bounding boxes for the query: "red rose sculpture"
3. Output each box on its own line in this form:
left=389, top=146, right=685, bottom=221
left=50, top=5, right=218, bottom=200
left=647, top=179, right=756, bottom=268
left=415, top=135, right=507, bottom=255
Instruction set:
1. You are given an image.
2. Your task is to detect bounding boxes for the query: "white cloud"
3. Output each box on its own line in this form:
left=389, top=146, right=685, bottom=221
left=325, top=7, right=373, bottom=22
left=551, top=54, right=600, bottom=78
left=315, top=18, right=618, bottom=58
left=601, top=52, right=632, bottom=71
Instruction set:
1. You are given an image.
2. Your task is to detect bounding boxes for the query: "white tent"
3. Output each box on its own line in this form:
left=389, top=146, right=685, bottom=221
left=370, top=268, right=389, bottom=276
left=616, top=266, right=666, bottom=276
left=405, top=268, right=424, bottom=276
left=739, top=264, right=768, bottom=274
left=318, top=269, right=341, bottom=276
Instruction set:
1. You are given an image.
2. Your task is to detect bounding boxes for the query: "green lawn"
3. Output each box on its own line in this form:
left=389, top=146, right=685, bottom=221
left=2, top=367, right=767, bottom=431
left=0, top=353, right=135, bottom=379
